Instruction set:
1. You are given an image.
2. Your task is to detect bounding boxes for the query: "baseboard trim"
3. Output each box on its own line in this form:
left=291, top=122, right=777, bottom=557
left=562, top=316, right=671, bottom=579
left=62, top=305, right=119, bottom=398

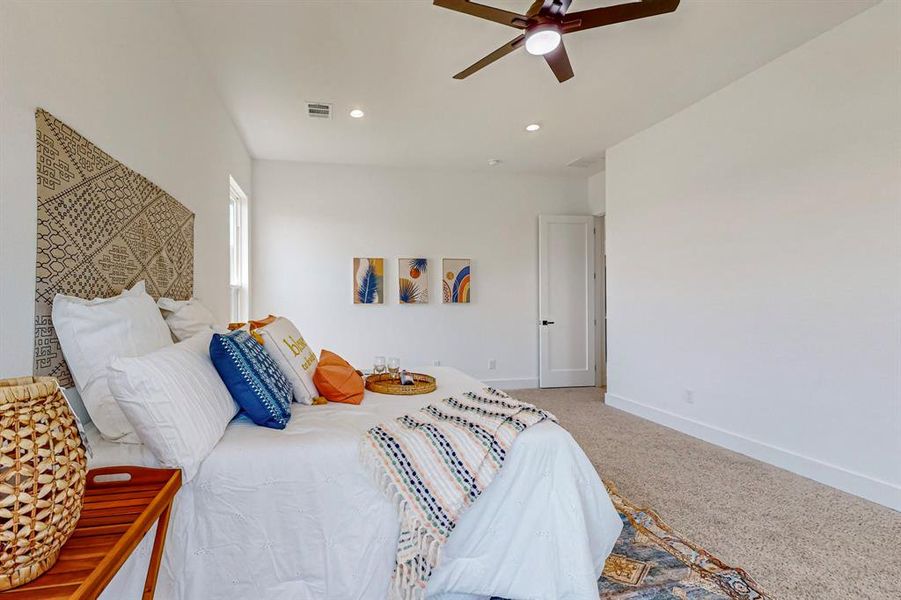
left=606, top=393, right=901, bottom=512
left=484, top=377, right=539, bottom=390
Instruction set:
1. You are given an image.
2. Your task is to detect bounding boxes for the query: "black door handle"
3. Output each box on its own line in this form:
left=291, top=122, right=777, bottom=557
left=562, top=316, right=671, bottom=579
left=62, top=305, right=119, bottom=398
left=541, top=320, right=555, bottom=325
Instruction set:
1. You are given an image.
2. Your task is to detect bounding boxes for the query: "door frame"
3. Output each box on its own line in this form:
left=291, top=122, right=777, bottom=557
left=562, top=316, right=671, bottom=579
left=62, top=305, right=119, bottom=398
left=538, top=214, right=596, bottom=388
left=595, top=215, right=607, bottom=388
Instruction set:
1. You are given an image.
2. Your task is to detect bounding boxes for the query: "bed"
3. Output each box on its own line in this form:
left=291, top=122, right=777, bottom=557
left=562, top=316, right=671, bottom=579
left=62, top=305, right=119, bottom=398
left=31, top=112, right=621, bottom=599
left=87, top=366, right=622, bottom=600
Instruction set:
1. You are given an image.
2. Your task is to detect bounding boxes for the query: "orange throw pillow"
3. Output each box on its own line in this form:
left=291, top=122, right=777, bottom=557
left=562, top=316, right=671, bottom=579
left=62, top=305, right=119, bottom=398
left=313, top=350, right=364, bottom=405
left=249, top=315, right=277, bottom=330
left=228, top=315, right=278, bottom=344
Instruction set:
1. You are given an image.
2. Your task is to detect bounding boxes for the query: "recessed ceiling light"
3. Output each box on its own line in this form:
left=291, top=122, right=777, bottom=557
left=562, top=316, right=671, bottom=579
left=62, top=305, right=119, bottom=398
left=349, top=108, right=365, bottom=118
left=525, top=123, right=541, bottom=132
left=488, top=159, right=502, bottom=166
left=524, top=24, right=562, bottom=56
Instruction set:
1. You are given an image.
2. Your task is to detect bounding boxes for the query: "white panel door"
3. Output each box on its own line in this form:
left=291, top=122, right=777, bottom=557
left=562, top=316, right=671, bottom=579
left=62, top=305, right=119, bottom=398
left=539, top=215, right=595, bottom=388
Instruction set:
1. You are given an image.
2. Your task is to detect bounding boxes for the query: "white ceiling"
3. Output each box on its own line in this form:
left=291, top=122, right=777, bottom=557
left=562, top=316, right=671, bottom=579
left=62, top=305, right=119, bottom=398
left=175, top=0, right=876, bottom=176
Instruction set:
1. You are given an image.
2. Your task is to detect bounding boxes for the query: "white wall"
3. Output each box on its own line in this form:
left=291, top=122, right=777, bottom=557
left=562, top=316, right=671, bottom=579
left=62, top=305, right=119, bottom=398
left=252, top=161, right=588, bottom=387
left=588, top=171, right=606, bottom=216
left=0, top=1, right=252, bottom=377
left=605, top=2, right=900, bottom=510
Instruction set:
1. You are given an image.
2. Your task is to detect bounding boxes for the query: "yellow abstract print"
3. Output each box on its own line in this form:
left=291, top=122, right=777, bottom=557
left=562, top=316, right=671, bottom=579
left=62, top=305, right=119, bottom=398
left=354, top=257, right=384, bottom=304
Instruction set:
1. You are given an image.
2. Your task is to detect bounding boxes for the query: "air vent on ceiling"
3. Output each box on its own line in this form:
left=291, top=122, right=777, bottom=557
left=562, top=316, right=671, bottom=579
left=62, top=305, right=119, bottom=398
left=306, top=102, right=332, bottom=119
left=567, top=154, right=606, bottom=170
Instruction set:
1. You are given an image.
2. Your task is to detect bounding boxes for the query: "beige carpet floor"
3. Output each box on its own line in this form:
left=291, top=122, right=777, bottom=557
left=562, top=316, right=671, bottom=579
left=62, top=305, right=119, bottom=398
left=508, top=386, right=901, bottom=600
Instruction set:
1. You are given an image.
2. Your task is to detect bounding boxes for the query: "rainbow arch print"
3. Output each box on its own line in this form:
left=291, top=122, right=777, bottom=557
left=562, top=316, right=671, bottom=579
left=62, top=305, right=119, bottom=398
left=442, top=258, right=471, bottom=304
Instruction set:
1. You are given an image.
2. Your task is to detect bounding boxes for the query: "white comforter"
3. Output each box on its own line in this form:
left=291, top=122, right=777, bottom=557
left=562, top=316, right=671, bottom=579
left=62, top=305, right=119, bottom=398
left=90, top=367, right=622, bottom=600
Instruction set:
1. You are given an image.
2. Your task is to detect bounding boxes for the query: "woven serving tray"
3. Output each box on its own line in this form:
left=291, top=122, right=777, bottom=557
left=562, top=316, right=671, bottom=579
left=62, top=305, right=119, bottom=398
left=365, top=373, right=437, bottom=395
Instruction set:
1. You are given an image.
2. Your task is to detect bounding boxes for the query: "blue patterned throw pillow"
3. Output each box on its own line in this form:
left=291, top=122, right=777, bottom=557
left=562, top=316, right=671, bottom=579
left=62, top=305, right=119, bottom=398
left=209, top=330, right=293, bottom=429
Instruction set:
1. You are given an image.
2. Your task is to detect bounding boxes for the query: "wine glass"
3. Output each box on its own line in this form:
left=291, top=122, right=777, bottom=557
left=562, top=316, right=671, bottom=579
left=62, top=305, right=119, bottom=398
left=388, top=357, right=400, bottom=378
left=374, top=356, right=386, bottom=375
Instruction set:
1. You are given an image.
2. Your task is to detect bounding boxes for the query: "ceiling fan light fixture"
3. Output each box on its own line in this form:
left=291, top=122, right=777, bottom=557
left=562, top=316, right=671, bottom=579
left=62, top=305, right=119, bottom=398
left=434, top=0, right=682, bottom=82
left=524, top=24, right=562, bottom=56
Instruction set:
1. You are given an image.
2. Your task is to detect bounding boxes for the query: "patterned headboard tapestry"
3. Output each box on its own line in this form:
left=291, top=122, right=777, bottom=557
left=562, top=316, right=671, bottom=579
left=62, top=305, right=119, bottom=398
left=34, top=109, right=195, bottom=386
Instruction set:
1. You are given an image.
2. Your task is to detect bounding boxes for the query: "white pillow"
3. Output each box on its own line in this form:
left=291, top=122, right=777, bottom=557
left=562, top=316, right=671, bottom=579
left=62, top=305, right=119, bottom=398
left=157, top=297, right=219, bottom=341
left=52, top=281, right=173, bottom=442
left=254, top=317, right=319, bottom=404
left=108, top=331, right=238, bottom=482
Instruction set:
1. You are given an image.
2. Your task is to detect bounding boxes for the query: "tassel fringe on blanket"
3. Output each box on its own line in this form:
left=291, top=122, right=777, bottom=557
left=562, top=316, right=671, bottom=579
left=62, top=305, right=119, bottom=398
left=361, top=387, right=556, bottom=600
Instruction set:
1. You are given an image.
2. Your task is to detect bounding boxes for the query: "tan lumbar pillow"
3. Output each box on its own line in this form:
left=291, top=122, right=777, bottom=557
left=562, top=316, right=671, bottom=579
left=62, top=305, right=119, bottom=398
left=254, top=317, right=319, bottom=404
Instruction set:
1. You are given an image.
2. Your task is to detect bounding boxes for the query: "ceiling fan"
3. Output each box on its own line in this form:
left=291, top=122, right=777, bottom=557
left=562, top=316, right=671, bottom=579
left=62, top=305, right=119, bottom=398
left=434, top=0, right=680, bottom=83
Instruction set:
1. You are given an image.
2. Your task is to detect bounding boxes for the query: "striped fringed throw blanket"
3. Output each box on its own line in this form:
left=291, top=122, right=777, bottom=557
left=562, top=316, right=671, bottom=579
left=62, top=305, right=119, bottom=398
left=362, top=387, right=556, bottom=600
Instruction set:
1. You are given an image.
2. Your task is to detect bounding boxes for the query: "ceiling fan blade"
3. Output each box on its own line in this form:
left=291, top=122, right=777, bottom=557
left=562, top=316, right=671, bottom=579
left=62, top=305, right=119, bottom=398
left=563, top=0, right=679, bottom=33
left=544, top=40, right=574, bottom=83
left=453, top=35, right=525, bottom=79
left=526, top=0, right=574, bottom=18
left=527, top=0, right=550, bottom=17
left=433, top=0, right=529, bottom=29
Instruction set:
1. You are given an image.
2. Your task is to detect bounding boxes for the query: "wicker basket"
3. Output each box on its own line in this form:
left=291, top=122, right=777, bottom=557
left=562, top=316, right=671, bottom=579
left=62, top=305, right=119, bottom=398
left=0, top=376, right=87, bottom=590
left=365, top=373, right=437, bottom=396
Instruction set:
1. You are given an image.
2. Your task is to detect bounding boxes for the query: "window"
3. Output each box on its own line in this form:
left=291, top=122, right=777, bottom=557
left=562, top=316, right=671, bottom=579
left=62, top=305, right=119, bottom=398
left=229, top=176, right=249, bottom=323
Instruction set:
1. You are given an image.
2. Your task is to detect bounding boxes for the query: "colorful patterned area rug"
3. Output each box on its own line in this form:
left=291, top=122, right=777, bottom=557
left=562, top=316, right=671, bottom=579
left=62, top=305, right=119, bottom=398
left=597, top=481, right=768, bottom=599
left=496, top=481, right=768, bottom=600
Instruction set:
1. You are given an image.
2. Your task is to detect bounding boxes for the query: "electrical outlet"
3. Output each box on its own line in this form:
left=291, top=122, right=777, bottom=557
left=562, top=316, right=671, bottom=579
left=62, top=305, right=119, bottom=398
left=433, top=360, right=441, bottom=366
left=683, top=389, right=694, bottom=405
left=488, top=359, right=497, bottom=370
